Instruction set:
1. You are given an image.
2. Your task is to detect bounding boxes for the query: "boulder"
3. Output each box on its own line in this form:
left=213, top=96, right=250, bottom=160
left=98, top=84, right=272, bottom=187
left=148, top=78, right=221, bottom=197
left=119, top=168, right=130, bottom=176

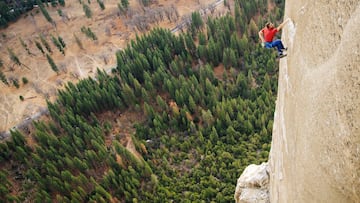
left=234, top=162, right=269, bottom=203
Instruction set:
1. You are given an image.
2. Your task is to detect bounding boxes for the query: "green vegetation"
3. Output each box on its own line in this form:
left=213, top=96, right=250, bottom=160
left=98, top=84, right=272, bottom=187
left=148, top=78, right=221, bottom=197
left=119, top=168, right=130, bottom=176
left=22, top=77, right=29, bottom=85
left=0, top=71, right=8, bottom=86
left=81, top=26, right=97, bottom=41
left=140, top=0, right=148, bottom=7
left=40, top=35, right=52, bottom=54
left=191, top=11, right=204, bottom=31
left=121, top=0, right=129, bottom=9
left=51, top=35, right=65, bottom=55
left=19, top=37, right=32, bottom=55
left=36, top=0, right=54, bottom=24
left=0, top=59, right=8, bottom=86
left=97, top=0, right=105, bottom=10
left=59, top=0, right=66, bottom=6
left=0, top=1, right=66, bottom=27
left=46, top=54, right=59, bottom=73
left=58, top=36, right=66, bottom=48
left=83, top=4, right=92, bottom=18
left=51, top=0, right=58, bottom=7
left=7, top=48, right=22, bottom=68
left=12, top=78, right=19, bottom=88
left=0, top=0, right=285, bottom=202
left=57, top=9, right=63, bottom=17
left=35, top=40, right=45, bottom=55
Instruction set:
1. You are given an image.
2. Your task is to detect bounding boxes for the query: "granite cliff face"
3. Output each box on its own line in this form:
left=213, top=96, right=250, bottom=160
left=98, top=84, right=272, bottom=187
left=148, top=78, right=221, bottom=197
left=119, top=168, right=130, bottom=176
left=269, top=0, right=360, bottom=202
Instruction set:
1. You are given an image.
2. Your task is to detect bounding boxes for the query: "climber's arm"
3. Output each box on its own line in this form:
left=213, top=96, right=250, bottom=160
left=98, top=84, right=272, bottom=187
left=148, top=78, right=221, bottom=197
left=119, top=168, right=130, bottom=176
left=258, top=29, right=265, bottom=43
left=277, top=18, right=290, bottom=31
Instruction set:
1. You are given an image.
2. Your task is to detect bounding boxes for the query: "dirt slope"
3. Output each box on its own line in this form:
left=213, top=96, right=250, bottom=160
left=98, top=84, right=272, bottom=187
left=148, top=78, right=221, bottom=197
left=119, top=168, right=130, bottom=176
left=0, top=0, right=226, bottom=133
left=270, top=1, right=360, bottom=202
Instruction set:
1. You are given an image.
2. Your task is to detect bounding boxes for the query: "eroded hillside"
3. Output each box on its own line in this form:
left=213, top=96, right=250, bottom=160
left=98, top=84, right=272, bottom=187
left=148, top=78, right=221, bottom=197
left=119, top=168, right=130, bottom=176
left=0, top=0, right=227, bottom=134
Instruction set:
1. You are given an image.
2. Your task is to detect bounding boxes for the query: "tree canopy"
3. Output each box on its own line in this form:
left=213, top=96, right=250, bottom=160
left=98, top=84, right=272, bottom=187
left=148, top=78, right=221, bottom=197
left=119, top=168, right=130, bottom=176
left=0, top=0, right=285, bottom=202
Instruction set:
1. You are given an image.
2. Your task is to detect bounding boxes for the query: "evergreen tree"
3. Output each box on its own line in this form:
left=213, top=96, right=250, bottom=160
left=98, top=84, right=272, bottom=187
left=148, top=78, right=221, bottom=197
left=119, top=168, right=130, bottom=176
left=36, top=0, right=54, bottom=24
left=51, top=35, right=64, bottom=55
left=12, top=79, right=19, bottom=88
left=59, top=0, right=65, bottom=6
left=248, top=19, right=259, bottom=41
left=40, top=35, right=52, bottom=54
left=121, top=83, right=136, bottom=107
left=121, top=0, right=129, bottom=9
left=21, top=77, right=29, bottom=85
left=19, top=37, right=32, bottom=55
left=97, top=0, right=105, bottom=10
left=7, top=48, right=20, bottom=66
left=0, top=70, right=8, bottom=86
left=191, top=11, right=203, bottom=31
left=35, top=41, right=45, bottom=54
left=46, top=54, right=59, bottom=73
left=83, top=4, right=92, bottom=18
left=58, top=36, right=66, bottom=48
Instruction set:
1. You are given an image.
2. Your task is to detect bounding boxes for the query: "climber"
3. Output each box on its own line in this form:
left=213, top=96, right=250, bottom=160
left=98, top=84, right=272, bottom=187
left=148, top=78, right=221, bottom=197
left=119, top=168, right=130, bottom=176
left=259, top=18, right=290, bottom=58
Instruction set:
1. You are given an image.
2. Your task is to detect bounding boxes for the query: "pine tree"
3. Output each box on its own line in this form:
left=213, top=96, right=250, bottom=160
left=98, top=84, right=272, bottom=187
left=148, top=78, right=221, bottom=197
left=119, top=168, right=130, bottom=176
left=191, top=11, right=203, bottom=31
left=35, top=41, right=45, bottom=54
left=51, top=0, right=58, bottom=7
left=81, top=26, right=97, bottom=40
left=12, top=79, right=19, bottom=88
left=121, top=0, right=129, bottom=9
left=36, top=0, right=54, bottom=24
left=121, top=83, right=136, bottom=107
left=97, top=0, right=105, bottom=10
left=83, top=4, right=92, bottom=18
left=40, top=35, right=52, bottom=53
left=0, top=70, right=8, bottom=86
left=7, top=48, right=21, bottom=67
left=223, top=48, right=231, bottom=68
left=117, top=3, right=126, bottom=15
left=184, top=34, right=196, bottom=57
left=198, top=32, right=207, bottom=45
left=58, top=36, right=66, bottom=48
left=46, top=54, right=59, bottom=73
left=59, top=0, right=65, bottom=6
left=248, top=19, right=259, bottom=41
left=51, top=35, right=64, bottom=55
left=19, top=37, right=32, bottom=55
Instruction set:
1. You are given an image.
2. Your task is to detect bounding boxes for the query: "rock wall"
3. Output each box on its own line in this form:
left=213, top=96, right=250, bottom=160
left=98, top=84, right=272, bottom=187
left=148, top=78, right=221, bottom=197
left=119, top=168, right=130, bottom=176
left=269, top=0, right=360, bottom=202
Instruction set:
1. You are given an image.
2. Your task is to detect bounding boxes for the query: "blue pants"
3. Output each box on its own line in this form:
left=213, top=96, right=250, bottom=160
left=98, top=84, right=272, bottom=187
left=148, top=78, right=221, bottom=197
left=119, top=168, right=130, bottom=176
left=265, top=39, right=285, bottom=54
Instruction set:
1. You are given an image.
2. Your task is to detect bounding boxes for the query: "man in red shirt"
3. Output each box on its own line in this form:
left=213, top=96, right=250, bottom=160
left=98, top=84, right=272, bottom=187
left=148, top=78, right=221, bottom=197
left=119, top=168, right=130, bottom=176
left=259, top=18, right=290, bottom=57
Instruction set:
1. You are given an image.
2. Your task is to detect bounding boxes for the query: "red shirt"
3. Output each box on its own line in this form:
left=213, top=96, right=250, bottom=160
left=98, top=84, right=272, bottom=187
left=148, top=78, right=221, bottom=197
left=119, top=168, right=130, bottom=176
left=262, top=28, right=278, bottom=42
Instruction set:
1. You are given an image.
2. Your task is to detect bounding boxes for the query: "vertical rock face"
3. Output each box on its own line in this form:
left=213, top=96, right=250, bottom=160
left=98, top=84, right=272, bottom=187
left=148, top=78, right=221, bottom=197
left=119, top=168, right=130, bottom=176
left=234, top=162, right=269, bottom=203
left=270, top=0, right=360, bottom=203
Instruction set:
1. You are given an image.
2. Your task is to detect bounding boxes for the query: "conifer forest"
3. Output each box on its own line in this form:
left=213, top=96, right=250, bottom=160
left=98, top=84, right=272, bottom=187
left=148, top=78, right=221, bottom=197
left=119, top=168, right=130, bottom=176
left=0, top=0, right=285, bottom=202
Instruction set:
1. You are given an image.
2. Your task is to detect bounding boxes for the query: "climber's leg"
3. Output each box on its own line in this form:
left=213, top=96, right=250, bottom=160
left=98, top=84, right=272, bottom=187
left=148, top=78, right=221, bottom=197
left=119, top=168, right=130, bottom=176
left=271, top=39, right=285, bottom=55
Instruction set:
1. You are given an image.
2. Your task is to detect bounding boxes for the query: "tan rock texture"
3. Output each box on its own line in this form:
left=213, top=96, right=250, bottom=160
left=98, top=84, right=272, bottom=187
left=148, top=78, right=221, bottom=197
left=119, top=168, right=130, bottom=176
left=270, top=0, right=360, bottom=202
left=234, top=162, right=269, bottom=203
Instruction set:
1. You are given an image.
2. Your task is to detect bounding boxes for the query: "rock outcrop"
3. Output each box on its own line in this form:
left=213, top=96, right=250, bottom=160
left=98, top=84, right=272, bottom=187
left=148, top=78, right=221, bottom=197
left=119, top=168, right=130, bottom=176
left=234, top=162, right=269, bottom=203
left=270, top=0, right=360, bottom=203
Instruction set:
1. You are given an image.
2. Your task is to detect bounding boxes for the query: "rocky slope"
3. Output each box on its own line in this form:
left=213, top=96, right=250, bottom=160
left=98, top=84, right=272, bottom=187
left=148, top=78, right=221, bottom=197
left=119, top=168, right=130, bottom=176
left=270, top=0, right=360, bottom=202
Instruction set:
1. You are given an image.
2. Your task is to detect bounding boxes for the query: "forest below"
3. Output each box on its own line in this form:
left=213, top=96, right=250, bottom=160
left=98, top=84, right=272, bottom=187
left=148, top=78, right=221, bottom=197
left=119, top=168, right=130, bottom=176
left=0, top=0, right=284, bottom=202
